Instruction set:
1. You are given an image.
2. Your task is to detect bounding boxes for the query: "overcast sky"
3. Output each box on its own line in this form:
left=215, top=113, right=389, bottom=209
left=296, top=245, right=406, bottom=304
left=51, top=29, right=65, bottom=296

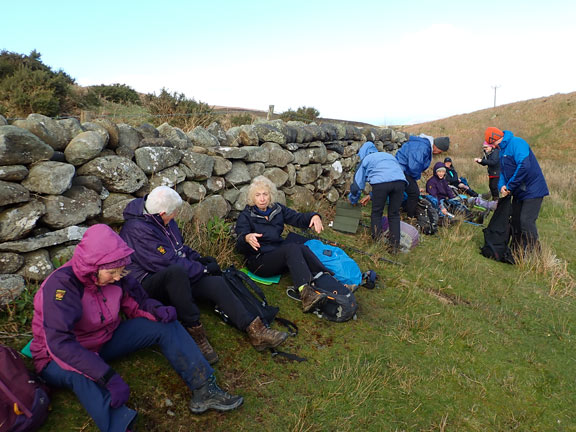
left=3, top=0, right=575, bottom=125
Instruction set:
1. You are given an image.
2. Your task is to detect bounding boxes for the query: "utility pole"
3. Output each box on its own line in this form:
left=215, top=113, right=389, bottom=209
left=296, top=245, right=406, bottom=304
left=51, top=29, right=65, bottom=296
left=491, top=85, right=500, bottom=108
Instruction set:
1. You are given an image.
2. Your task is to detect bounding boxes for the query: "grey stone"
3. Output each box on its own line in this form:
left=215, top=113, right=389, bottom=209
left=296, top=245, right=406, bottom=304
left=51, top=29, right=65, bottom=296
left=139, top=138, right=173, bottom=148
left=16, top=249, right=54, bottom=282
left=72, top=175, right=104, bottom=194
left=0, top=200, right=46, bottom=241
left=0, top=165, right=28, bottom=181
left=296, top=164, right=322, bottom=185
left=21, top=161, right=75, bottom=195
left=134, top=147, right=182, bottom=174
left=243, top=146, right=269, bottom=163
left=191, top=195, right=230, bottom=225
left=0, top=226, right=88, bottom=253
left=0, top=181, right=30, bottom=207
left=77, top=156, right=147, bottom=193
left=213, top=146, right=247, bottom=159
left=41, top=186, right=101, bottom=229
left=136, top=165, right=187, bottom=195
left=180, top=151, right=214, bottom=181
left=262, top=167, right=289, bottom=188
left=176, top=181, right=206, bottom=203
left=262, top=142, right=294, bottom=167
left=247, top=162, right=265, bottom=179
left=253, top=123, right=286, bottom=145
left=325, top=187, right=340, bottom=203
left=0, top=274, right=26, bottom=306
left=64, top=131, right=106, bottom=165
left=58, top=117, right=84, bottom=142
left=24, top=114, right=69, bottom=150
left=0, top=115, right=7, bottom=126
left=187, top=126, right=220, bottom=148
left=82, top=122, right=110, bottom=144
left=206, top=122, right=229, bottom=146
left=224, top=161, right=251, bottom=186
left=157, top=123, right=190, bottom=144
left=212, top=156, right=233, bottom=176
left=49, top=245, right=76, bottom=267
left=93, top=119, right=120, bottom=148
left=205, top=177, right=226, bottom=193
left=117, top=123, right=142, bottom=150
left=0, top=125, right=54, bottom=164
left=0, top=252, right=25, bottom=274
left=285, top=185, right=315, bottom=210
left=101, top=193, right=136, bottom=224
left=135, top=123, right=160, bottom=139
left=226, top=125, right=258, bottom=146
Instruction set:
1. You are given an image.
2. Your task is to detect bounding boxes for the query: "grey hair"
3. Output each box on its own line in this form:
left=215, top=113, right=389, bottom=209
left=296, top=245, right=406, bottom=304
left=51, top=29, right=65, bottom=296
left=145, top=186, right=183, bottom=215
left=246, top=176, right=278, bottom=207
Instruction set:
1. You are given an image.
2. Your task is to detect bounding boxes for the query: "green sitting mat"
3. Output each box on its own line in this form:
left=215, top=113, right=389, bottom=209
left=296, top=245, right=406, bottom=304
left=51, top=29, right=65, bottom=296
left=240, top=268, right=280, bottom=285
left=21, top=338, right=33, bottom=358
left=331, top=200, right=362, bottom=233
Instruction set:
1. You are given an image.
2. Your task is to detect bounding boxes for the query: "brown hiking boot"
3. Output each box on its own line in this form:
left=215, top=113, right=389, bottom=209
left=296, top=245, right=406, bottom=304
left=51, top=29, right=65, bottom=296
left=300, top=284, right=327, bottom=313
left=246, top=316, right=289, bottom=352
left=187, top=323, right=219, bottom=365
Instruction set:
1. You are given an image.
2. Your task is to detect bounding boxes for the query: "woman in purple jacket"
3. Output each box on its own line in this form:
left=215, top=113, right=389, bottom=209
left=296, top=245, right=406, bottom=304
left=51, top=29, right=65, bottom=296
left=31, top=224, right=242, bottom=432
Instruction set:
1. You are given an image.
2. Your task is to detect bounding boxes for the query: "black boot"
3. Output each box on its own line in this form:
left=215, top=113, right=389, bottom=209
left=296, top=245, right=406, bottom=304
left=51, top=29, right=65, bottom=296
left=187, top=323, right=218, bottom=365
left=189, top=375, right=243, bottom=414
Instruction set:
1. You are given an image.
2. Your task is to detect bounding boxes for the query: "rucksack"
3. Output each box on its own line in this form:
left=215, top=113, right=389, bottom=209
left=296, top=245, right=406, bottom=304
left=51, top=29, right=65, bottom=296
left=309, top=273, right=358, bottom=322
left=303, top=239, right=362, bottom=287
left=480, top=196, right=515, bottom=264
left=381, top=217, right=419, bottom=251
left=416, top=198, right=439, bottom=235
left=0, top=345, right=50, bottom=432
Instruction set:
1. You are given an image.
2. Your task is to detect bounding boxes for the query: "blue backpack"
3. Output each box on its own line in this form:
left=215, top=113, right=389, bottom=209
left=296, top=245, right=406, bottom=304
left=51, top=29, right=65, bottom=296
left=304, top=239, right=363, bottom=286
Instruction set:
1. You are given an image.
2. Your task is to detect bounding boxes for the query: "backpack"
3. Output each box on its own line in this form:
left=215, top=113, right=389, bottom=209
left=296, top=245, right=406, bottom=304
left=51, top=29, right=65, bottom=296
left=303, top=239, right=362, bottom=287
left=309, top=273, right=359, bottom=323
left=416, top=198, right=439, bottom=235
left=381, top=217, right=419, bottom=251
left=480, top=196, right=515, bottom=264
left=0, top=345, right=50, bottom=432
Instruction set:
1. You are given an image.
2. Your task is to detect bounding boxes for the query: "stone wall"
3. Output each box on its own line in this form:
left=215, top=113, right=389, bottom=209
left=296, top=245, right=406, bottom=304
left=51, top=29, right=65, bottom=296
left=0, top=113, right=408, bottom=303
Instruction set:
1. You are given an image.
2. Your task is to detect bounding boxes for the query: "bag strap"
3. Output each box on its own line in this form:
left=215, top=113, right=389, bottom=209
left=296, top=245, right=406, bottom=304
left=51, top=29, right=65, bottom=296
left=226, top=266, right=269, bottom=305
left=274, top=317, right=298, bottom=337
left=269, top=348, right=307, bottom=362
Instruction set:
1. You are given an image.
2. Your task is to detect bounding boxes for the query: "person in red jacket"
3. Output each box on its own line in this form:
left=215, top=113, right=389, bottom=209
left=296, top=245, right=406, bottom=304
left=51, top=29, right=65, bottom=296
left=31, top=224, right=242, bottom=432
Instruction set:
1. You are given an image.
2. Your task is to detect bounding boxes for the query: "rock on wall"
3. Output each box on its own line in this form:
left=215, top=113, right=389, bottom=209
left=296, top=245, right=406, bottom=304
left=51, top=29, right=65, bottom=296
left=0, top=113, right=407, bottom=303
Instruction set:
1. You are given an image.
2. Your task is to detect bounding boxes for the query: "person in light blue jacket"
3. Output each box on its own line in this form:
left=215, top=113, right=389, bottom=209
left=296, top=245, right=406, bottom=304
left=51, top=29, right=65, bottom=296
left=485, top=127, right=549, bottom=252
left=395, top=135, right=450, bottom=218
left=349, top=141, right=407, bottom=250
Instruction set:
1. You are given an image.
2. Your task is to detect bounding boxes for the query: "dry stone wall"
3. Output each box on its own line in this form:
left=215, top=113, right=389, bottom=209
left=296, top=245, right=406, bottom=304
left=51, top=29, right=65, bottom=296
left=0, top=113, right=408, bottom=303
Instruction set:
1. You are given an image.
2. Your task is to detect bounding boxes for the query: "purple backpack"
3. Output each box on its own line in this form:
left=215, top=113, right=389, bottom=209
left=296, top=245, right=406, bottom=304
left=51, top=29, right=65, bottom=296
left=0, top=345, right=50, bottom=432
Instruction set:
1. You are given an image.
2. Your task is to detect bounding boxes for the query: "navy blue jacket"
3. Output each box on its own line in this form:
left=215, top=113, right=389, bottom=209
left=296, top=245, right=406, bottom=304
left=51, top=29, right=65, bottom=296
left=235, top=203, right=318, bottom=256
left=478, top=148, right=500, bottom=177
left=498, top=131, right=549, bottom=200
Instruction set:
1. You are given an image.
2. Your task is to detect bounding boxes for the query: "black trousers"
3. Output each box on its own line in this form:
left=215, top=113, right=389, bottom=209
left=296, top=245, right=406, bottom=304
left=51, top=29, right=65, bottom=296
left=142, top=265, right=254, bottom=331
left=404, top=174, right=420, bottom=218
left=488, top=177, right=499, bottom=200
left=247, top=243, right=327, bottom=289
left=511, top=196, right=543, bottom=252
left=371, top=180, right=406, bottom=246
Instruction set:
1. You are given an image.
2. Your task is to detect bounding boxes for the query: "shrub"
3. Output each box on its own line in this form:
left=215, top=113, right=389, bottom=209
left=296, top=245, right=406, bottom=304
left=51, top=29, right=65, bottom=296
left=141, top=88, right=217, bottom=130
left=279, top=106, right=320, bottom=123
left=229, top=113, right=254, bottom=126
left=89, top=83, right=141, bottom=105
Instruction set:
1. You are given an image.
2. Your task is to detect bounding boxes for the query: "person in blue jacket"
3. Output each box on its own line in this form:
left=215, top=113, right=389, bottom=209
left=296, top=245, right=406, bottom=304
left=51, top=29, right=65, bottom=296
left=484, top=127, right=549, bottom=252
left=395, top=134, right=450, bottom=218
left=348, top=141, right=407, bottom=251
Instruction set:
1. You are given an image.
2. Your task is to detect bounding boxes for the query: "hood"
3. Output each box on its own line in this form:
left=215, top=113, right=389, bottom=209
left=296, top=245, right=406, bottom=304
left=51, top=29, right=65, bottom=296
left=68, top=224, right=134, bottom=289
left=433, top=161, right=446, bottom=176
left=123, top=197, right=146, bottom=220
left=499, top=130, right=514, bottom=150
left=358, top=141, right=378, bottom=160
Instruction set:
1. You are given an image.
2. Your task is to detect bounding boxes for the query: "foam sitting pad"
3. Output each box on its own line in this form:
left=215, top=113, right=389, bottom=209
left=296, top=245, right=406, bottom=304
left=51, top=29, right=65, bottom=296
left=381, top=217, right=420, bottom=251
left=240, top=268, right=281, bottom=285
left=331, top=200, right=362, bottom=234
left=21, top=338, right=33, bottom=358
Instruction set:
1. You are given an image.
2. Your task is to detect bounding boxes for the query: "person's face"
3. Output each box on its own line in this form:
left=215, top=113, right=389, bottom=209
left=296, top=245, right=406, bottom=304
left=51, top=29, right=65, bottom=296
left=96, top=266, right=129, bottom=286
left=432, top=144, right=443, bottom=155
left=483, top=145, right=493, bottom=154
left=436, top=169, right=446, bottom=179
left=444, top=161, right=452, bottom=168
left=254, top=188, right=271, bottom=210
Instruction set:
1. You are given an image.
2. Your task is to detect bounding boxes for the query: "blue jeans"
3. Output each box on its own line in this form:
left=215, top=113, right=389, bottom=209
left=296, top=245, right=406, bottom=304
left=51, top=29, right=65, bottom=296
left=41, top=318, right=213, bottom=432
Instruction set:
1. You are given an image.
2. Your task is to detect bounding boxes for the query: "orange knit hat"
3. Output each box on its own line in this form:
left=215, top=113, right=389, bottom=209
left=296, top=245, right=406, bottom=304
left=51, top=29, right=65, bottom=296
left=485, top=127, right=504, bottom=145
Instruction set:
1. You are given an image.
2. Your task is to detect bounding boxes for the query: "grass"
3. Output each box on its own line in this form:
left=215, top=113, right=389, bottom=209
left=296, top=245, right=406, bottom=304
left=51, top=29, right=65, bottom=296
left=2, top=94, right=576, bottom=431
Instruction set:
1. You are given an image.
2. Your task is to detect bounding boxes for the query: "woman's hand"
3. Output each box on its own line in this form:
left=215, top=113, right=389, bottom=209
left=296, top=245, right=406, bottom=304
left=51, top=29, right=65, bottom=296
left=245, top=233, right=263, bottom=251
left=359, top=195, right=371, bottom=206
left=309, top=214, right=324, bottom=234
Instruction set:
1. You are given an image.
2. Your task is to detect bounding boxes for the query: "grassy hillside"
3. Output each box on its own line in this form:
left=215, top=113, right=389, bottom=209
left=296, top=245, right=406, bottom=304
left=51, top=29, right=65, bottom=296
left=1, top=93, right=575, bottom=431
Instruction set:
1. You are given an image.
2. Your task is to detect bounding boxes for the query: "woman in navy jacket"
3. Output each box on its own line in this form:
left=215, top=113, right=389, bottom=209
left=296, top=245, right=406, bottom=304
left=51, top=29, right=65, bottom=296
left=235, top=176, right=329, bottom=313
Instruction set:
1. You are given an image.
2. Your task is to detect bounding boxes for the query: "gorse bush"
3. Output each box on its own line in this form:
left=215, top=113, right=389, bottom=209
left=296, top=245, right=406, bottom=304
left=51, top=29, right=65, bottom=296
left=229, top=113, right=254, bottom=127
left=279, top=106, right=320, bottom=123
left=141, top=88, right=217, bottom=130
left=0, top=50, right=74, bottom=117
left=89, top=83, right=141, bottom=105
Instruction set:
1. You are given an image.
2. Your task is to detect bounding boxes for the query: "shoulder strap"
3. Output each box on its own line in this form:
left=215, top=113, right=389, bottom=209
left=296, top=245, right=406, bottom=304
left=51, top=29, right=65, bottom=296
left=269, top=348, right=307, bottom=362
left=228, top=266, right=269, bottom=304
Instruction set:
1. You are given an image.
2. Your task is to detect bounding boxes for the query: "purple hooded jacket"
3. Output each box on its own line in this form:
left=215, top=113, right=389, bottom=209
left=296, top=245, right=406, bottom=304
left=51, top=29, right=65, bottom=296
left=30, top=224, right=162, bottom=380
left=426, top=162, right=456, bottom=200
left=119, top=198, right=205, bottom=283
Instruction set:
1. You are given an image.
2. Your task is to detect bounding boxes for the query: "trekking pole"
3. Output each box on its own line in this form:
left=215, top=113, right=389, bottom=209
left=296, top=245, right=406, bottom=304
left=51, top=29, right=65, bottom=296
left=299, top=229, right=404, bottom=266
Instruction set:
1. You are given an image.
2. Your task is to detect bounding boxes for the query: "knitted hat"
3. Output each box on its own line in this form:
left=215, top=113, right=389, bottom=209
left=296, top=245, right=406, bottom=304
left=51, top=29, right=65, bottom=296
left=485, top=127, right=504, bottom=145
left=99, top=256, right=131, bottom=270
left=444, top=157, right=452, bottom=163
left=433, top=136, right=450, bottom=151
left=482, top=140, right=494, bottom=148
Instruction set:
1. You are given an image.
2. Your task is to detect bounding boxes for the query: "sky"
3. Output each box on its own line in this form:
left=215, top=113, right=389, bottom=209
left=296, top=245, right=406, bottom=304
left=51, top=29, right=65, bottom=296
left=2, top=0, right=575, bottom=125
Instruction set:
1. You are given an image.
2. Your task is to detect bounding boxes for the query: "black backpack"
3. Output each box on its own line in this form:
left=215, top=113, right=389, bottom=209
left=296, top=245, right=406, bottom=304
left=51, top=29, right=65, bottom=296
left=416, top=198, right=439, bottom=235
left=309, top=273, right=358, bottom=323
left=480, top=196, right=515, bottom=264
left=0, top=344, right=50, bottom=432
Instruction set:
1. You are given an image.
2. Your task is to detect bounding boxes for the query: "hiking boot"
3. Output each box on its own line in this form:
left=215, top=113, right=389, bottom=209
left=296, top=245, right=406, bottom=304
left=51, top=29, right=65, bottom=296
left=187, top=323, right=218, bottom=365
left=246, top=316, right=289, bottom=352
left=299, top=284, right=327, bottom=313
left=189, top=375, right=243, bottom=414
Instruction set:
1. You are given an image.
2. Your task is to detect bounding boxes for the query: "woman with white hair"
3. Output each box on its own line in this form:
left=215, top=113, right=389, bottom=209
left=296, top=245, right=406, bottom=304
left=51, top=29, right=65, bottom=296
left=119, top=186, right=289, bottom=365
left=235, top=176, right=329, bottom=312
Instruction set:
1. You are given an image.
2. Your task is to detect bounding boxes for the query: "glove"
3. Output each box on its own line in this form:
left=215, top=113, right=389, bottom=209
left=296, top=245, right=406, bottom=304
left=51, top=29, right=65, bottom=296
left=199, top=256, right=221, bottom=275
left=154, top=305, right=177, bottom=323
left=105, top=373, right=130, bottom=408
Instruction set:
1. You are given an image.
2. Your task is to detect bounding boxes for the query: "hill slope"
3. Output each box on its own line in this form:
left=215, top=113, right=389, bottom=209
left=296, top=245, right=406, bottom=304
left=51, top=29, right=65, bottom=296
left=400, top=91, right=576, bottom=159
